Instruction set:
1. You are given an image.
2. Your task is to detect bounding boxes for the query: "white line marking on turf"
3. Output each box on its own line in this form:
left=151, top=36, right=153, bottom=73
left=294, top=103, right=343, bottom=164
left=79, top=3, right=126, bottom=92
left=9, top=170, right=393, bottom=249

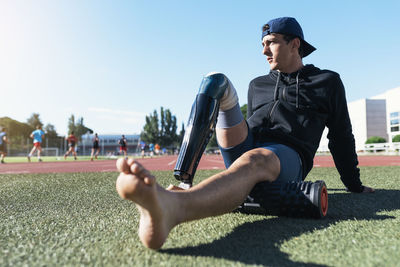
left=167, top=160, right=176, bottom=166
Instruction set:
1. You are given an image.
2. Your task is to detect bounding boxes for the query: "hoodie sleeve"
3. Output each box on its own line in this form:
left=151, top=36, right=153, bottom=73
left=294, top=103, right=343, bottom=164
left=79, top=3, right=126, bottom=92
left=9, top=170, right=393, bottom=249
left=326, top=74, right=364, bottom=193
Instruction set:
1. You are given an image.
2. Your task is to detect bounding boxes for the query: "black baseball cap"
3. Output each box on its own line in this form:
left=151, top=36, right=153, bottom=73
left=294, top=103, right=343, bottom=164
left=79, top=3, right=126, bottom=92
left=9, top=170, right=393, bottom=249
left=262, top=17, right=316, bottom=57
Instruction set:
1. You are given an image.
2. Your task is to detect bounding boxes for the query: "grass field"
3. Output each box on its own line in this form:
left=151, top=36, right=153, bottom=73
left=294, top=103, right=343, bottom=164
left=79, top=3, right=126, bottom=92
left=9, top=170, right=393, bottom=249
left=1, top=167, right=399, bottom=266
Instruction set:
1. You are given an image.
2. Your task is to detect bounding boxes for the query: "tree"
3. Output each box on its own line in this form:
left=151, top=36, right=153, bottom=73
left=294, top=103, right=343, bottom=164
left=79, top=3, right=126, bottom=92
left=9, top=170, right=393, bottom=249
left=27, top=113, right=43, bottom=129
left=67, top=114, right=92, bottom=140
left=43, top=123, right=63, bottom=148
left=0, top=116, right=33, bottom=151
left=392, top=135, right=400, bottom=143
left=365, top=136, right=386, bottom=144
left=140, top=107, right=179, bottom=147
left=44, top=124, right=58, bottom=138
left=141, top=110, right=159, bottom=144
left=178, top=123, right=185, bottom=144
left=160, top=108, right=178, bottom=147
left=240, top=104, right=248, bottom=119
left=68, top=114, right=76, bottom=135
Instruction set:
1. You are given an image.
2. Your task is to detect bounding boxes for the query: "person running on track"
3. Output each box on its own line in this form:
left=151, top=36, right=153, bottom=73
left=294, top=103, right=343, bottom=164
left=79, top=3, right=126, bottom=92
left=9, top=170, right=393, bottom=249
left=64, top=131, right=78, bottom=160
left=91, top=133, right=100, bottom=161
left=28, top=125, right=45, bottom=162
left=118, top=135, right=128, bottom=158
left=0, top=127, right=11, bottom=164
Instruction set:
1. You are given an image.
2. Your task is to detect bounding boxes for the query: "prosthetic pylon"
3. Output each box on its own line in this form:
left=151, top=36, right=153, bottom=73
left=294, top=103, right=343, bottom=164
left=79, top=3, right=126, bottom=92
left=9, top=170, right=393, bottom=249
left=174, top=73, right=229, bottom=188
left=237, top=180, right=328, bottom=218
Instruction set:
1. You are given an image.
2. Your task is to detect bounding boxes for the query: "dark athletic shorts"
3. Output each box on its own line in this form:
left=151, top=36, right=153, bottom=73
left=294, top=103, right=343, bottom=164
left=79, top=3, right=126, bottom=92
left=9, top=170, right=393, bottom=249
left=218, top=128, right=302, bottom=183
left=0, top=143, right=6, bottom=153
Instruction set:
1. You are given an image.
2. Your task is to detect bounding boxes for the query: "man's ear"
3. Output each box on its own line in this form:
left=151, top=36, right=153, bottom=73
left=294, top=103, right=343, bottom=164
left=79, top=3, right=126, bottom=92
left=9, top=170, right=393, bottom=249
left=291, top=37, right=301, bottom=51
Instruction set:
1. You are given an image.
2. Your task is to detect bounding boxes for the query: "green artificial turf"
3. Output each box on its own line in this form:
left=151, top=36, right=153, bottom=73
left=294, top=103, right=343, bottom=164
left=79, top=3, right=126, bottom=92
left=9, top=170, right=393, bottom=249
left=2, top=156, right=118, bottom=163
left=1, top=167, right=399, bottom=266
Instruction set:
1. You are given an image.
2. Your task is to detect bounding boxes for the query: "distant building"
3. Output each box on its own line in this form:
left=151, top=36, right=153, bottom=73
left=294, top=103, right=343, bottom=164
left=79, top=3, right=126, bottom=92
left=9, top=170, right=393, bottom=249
left=78, top=133, right=140, bottom=155
left=371, top=87, right=400, bottom=143
left=318, top=86, right=400, bottom=152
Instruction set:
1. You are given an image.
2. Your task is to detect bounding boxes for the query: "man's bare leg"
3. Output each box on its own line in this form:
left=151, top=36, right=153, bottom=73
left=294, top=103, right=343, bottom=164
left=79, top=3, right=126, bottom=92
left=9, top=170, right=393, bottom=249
left=216, top=119, right=248, bottom=148
left=116, top=146, right=280, bottom=250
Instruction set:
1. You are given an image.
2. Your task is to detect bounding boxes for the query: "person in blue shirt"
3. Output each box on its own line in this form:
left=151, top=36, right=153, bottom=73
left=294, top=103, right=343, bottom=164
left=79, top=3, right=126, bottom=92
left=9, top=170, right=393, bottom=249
left=0, top=127, right=10, bottom=163
left=28, top=125, right=45, bottom=162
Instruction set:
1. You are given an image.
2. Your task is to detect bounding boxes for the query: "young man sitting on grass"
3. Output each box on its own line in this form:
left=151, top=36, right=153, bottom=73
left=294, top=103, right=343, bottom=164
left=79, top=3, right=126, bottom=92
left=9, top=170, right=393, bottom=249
left=115, top=17, right=374, bottom=250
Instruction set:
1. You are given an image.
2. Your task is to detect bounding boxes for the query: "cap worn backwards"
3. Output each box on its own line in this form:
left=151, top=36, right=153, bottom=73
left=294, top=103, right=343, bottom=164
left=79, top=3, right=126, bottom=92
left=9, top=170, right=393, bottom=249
left=262, top=17, right=316, bottom=57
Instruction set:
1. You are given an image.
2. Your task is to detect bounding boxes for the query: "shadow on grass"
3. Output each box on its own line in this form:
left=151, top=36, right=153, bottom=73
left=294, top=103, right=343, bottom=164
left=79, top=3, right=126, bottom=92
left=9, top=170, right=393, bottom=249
left=161, top=189, right=400, bottom=266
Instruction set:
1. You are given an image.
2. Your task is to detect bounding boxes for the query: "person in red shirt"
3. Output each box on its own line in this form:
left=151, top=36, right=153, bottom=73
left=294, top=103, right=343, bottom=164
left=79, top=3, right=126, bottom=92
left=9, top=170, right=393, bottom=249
left=64, top=131, right=78, bottom=160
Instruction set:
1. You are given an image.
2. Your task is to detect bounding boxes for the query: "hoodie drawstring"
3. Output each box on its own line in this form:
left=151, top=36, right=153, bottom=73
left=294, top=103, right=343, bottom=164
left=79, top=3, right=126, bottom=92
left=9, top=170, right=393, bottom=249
left=273, top=72, right=280, bottom=101
left=296, top=71, right=300, bottom=109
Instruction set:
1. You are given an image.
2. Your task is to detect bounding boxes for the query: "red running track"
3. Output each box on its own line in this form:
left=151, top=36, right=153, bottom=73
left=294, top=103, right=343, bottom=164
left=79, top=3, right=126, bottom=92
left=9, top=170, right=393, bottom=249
left=0, top=155, right=399, bottom=175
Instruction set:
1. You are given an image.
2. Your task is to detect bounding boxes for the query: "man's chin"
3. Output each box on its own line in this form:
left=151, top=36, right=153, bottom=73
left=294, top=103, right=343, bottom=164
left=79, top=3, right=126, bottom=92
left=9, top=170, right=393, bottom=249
left=268, top=62, right=278, bottom=70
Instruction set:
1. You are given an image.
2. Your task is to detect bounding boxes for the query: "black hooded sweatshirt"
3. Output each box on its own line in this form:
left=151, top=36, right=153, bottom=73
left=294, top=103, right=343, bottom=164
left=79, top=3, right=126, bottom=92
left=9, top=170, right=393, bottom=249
left=247, top=64, right=363, bottom=193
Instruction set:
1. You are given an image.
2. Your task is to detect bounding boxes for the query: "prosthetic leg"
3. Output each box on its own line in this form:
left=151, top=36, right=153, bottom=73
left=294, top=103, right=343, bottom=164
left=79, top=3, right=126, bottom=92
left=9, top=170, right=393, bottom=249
left=237, top=180, right=328, bottom=218
left=174, top=73, right=229, bottom=188
left=174, top=73, right=328, bottom=218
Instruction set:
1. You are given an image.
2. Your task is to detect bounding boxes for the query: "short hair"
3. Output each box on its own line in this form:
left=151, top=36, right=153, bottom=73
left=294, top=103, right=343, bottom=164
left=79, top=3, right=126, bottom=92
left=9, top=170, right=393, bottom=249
left=282, top=34, right=304, bottom=58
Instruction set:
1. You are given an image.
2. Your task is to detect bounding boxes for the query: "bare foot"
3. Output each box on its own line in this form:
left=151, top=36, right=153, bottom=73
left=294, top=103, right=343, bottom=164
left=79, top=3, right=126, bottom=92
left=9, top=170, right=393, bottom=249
left=166, top=184, right=185, bottom=191
left=116, top=158, right=179, bottom=249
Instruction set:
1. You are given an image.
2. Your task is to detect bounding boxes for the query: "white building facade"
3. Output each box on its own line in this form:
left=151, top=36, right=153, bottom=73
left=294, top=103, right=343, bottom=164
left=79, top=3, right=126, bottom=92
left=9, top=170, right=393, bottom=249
left=318, top=86, right=400, bottom=152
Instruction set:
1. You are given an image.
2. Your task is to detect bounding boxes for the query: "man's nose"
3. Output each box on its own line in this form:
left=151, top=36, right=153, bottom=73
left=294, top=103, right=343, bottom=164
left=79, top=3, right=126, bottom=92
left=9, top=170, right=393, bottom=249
left=263, top=45, right=270, bottom=55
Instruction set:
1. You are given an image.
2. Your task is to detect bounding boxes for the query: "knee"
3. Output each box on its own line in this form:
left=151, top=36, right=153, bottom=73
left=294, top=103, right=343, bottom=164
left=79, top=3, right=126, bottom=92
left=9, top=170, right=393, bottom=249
left=198, top=72, right=229, bottom=99
left=241, top=148, right=280, bottom=182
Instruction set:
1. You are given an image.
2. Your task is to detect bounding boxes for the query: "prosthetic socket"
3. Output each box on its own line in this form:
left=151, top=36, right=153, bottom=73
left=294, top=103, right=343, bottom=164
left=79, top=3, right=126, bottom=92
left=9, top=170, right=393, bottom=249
left=174, top=73, right=229, bottom=187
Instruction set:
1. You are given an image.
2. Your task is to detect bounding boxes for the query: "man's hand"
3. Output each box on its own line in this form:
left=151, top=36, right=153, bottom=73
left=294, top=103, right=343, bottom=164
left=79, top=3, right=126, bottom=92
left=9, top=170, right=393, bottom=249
left=362, top=186, right=375, bottom=193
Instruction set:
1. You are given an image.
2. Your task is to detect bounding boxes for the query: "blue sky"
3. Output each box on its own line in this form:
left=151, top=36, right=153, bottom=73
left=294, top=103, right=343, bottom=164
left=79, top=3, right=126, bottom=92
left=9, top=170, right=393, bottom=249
left=1, top=0, right=399, bottom=135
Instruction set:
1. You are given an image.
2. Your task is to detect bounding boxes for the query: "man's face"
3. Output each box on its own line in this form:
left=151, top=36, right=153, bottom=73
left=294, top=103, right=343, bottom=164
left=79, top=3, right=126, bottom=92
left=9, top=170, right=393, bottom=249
left=262, top=33, right=298, bottom=72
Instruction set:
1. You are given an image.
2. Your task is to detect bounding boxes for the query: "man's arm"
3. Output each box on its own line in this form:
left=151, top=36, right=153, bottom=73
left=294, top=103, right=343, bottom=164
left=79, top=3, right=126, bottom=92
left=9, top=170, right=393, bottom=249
left=326, top=75, right=374, bottom=193
left=3, top=135, right=10, bottom=144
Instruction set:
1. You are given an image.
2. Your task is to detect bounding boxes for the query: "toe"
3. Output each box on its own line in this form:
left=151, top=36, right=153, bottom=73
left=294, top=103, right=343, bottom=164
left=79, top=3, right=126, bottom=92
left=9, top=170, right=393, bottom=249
left=116, top=158, right=130, bottom=174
